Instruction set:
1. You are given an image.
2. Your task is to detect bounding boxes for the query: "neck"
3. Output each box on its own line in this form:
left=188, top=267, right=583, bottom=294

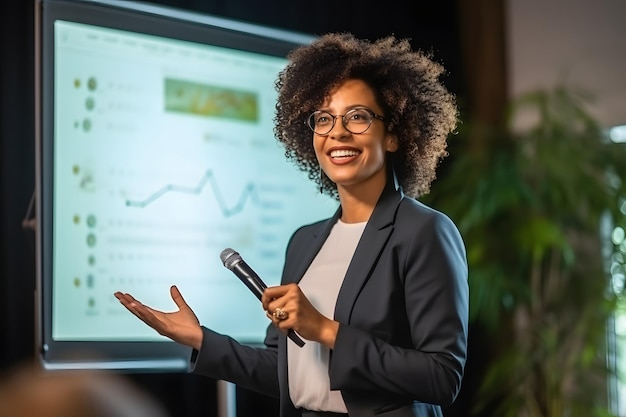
left=337, top=174, right=387, bottom=224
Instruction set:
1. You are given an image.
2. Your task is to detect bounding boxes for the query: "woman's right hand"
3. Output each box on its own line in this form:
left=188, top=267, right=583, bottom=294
left=114, top=285, right=203, bottom=351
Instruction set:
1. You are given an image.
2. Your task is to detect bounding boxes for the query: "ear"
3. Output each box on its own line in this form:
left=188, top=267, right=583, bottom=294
left=385, top=132, right=398, bottom=153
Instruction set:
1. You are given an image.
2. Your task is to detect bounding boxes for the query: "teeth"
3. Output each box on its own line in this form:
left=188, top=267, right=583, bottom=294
left=330, top=149, right=359, bottom=158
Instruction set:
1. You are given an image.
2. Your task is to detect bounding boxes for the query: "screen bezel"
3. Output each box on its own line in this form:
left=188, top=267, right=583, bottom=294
left=34, top=0, right=314, bottom=371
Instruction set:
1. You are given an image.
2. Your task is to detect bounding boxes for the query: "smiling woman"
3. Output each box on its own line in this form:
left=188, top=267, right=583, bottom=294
left=115, top=32, right=468, bottom=417
left=0, top=0, right=466, bottom=416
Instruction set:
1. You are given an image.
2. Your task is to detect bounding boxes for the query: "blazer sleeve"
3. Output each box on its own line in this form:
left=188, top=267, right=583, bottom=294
left=189, top=323, right=281, bottom=399
left=329, top=209, right=469, bottom=407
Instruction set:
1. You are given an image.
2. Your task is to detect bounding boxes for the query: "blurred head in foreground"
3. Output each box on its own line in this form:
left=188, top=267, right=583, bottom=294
left=0, top=364, right=169, bottom=417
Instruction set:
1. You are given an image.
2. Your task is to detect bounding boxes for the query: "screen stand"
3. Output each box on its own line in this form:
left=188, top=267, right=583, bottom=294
left=217, top=380, right=236, bottom=417
left=22, top=189, right=36, bottom=231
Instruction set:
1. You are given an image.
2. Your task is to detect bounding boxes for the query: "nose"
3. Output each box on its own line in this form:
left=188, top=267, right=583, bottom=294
left=328, top=115, right=350, bottom=139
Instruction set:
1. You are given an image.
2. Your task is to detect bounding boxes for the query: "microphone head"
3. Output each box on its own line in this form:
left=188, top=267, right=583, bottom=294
left=220, top=248, right=241, bottom=270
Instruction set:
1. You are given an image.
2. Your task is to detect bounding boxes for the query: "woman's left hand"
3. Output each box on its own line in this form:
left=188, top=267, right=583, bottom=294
left=261, top=283, right=339, bottom=349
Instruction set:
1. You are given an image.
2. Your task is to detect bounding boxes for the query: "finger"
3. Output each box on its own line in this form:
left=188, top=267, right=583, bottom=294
left=114, top=291, right=140, bottom=309
left=261, top=285, right=286, bottom=303
left=270, top=307, right=288, bottom=321
left=265, top=311, right=289, bottom=334
left=266, top=310, right=284, bottom=324
left=134, top=306, right=165, bottom=330
left=116, top=295, right=150, bottom=322
left=114, top=292, right=157, bottom=321
left=118, top=293, right=148, bottom=315
left=114, top=291, right=131, bottom=303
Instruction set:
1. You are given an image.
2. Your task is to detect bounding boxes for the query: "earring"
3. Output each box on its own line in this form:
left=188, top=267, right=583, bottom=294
left=388, top=155, right=400, bottom=191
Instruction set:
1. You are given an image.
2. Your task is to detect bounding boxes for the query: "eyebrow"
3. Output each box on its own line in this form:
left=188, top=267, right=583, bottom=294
left=317, top=104, right=376, bottom=113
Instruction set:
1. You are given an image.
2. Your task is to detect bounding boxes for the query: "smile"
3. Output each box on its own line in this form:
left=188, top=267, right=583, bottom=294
left=329, top=149, right=360, bottom=158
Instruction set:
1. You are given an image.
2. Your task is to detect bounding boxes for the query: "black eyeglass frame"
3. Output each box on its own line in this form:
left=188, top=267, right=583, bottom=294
left=305, top=107, right=385, bottom=135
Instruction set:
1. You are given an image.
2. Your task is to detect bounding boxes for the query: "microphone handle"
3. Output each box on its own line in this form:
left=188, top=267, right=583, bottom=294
left=240, top=274, right=265, bottom=301
left=287, top=329, right=305, bottom=347
left=232, top=263, right=305, bottom=347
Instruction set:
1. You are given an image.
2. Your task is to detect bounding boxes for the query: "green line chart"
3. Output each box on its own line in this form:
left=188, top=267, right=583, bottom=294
left=125, top=170, right=259, bottom=217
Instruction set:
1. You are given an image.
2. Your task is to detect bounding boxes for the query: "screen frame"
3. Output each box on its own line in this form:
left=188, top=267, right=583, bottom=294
left=34, top=0, right=315, bottom=372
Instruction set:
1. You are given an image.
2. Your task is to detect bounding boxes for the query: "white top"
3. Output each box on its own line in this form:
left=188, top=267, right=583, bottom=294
left=287, top=219, right=367, bottom=412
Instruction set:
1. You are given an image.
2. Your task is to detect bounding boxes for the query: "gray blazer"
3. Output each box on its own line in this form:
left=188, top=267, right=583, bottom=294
left=191, top=179, right=469, bottom=417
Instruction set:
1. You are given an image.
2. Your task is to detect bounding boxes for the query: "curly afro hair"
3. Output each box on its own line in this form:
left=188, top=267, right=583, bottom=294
left=274, top=32, right=459, bottom=200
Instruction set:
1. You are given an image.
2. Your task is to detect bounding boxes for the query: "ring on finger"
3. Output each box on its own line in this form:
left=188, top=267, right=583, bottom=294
left=273, top=307, right=288, bottom=321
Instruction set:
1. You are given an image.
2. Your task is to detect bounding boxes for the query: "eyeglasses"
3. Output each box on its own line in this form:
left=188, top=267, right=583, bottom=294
left=306, top=107, right=385, bottom=135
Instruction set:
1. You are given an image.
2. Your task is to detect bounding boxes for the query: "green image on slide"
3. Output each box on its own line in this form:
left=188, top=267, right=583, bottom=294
left=164, top=78, right=258, bottom=122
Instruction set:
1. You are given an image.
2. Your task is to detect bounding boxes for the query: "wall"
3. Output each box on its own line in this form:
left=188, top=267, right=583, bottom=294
left=507, top=0, right=626, bottom=129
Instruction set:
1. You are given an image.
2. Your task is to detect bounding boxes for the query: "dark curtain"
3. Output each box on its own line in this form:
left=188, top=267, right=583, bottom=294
left=0, top=0, right=37, bottom=371
left=0, top=1, right=503, bottom=416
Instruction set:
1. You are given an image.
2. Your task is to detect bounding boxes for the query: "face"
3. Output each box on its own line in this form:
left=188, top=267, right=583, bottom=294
left=313, top=79, right=397, bottom=196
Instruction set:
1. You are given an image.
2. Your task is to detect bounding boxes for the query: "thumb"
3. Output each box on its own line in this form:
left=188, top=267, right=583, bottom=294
left=169, top=285, right=189, bottom=310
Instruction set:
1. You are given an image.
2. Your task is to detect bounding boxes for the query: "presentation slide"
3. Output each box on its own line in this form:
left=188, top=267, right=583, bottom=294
left=51, top=20, right=336, bottom=344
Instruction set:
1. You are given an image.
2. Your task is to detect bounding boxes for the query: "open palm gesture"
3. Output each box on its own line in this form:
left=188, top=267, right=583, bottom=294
left=114, top=285, right=203, bottom=350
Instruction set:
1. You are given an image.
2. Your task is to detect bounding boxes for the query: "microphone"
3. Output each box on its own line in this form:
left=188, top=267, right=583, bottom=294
left=220, top=248, right=305, bottom=347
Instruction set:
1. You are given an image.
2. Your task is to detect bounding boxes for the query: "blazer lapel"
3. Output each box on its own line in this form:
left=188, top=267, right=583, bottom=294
left=334, top=181, right=404, bottom=323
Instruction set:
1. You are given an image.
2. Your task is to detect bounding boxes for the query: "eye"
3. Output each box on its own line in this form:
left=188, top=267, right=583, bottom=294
left=315, top=112, right=332, bottom=125
left=347, top=108, right=372, bottom=123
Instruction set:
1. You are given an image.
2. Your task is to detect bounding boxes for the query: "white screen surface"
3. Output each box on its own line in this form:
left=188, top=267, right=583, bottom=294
left=50, top=19, right=336, bottom=344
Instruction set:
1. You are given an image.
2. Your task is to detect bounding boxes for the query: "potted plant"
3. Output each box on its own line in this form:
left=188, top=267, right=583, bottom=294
left=424, top=85, right=626, bottom=417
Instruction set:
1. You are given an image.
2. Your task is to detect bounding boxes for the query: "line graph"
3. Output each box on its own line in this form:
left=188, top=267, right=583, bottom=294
left=125, top=170, right=259, bottom=217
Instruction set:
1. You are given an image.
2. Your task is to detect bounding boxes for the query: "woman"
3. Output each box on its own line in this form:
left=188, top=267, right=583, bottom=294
left=115, top=33, right=468, bottom=417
